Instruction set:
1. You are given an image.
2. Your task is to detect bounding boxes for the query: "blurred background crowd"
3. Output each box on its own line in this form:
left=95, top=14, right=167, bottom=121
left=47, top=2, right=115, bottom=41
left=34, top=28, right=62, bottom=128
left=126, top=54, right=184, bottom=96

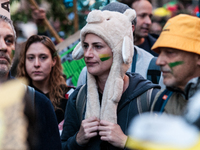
left=10, top=0, right=200, bottom=44
left=9, top=0, right=200, bottom=87
left=2, top=1, right=200, bottom=149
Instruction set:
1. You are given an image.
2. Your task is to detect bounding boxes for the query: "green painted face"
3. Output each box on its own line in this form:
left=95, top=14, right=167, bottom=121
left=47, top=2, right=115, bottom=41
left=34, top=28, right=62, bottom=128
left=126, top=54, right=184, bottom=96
left=11, top=50, right=15, bottom=60
left=168, top=61, right=184, bottom=68
left=99, top=54, right=111, bottom=62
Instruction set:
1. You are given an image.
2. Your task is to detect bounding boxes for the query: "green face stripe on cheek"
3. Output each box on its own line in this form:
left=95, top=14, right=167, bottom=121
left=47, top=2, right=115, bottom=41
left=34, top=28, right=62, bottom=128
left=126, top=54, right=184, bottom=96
left=99, top=54, right=111, bottom=62
left=168, top=61, right=184, bottom=68
left=11, top=50, right=15, bottom=59
left=100, top=57, right=111, bottom=61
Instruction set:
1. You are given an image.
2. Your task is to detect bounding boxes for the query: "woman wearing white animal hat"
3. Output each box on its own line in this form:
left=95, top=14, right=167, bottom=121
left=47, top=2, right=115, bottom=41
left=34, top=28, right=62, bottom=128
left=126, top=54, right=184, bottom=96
left=61, top=8, right=160, bottom=150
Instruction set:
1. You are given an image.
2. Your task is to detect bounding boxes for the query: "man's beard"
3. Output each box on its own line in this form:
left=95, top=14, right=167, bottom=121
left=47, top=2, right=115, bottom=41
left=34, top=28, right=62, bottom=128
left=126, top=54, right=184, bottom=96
left=0, top=52, right=12, bottom=77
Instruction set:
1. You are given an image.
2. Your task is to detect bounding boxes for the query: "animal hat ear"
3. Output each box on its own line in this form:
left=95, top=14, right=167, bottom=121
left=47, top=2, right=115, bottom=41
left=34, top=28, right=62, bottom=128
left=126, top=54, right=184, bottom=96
left=0, top=0, right=10, bottom=19
left=122, top=36, right=133, bottom=64
left=72, top=42, right=84, bottom=60
left=123, top=9, right=136, bottom=23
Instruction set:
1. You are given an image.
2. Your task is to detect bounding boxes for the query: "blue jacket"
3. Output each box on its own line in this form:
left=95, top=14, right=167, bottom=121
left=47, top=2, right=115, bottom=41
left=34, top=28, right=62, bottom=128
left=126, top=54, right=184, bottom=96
left=61, top=72, right=160, bottom=150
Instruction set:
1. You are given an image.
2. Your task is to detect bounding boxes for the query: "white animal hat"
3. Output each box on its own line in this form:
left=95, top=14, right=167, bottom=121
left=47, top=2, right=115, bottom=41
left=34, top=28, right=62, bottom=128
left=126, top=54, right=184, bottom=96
left=0, top=0, right=10, bottom=19
left=72, top=9, right=136, bottom=123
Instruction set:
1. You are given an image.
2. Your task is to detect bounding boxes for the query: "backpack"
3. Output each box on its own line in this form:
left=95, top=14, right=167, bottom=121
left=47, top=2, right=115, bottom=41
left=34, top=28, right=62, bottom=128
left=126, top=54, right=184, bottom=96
left=76, top=84, right=154, bottom=123
left=152, top=89, right=173, bottom=113
left=24, top=86, right=35, bottom=111
left=147, top=57, right=161, bottom=84
left=27, top=86, right=35, bottom=110
left=76, top=84, right=87, bottom=124
left=132, top=47, right=161, bottom=84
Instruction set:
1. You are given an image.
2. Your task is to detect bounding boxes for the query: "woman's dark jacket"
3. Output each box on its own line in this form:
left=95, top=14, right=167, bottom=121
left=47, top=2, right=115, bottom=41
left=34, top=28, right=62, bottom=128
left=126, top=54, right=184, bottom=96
left=61, top=72, right=160, bottom=150
left=30, top=83, right=68, bottom=124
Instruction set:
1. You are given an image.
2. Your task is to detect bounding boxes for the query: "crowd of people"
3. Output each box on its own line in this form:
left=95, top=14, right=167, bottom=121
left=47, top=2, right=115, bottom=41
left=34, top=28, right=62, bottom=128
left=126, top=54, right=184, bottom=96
left=1, top=0, right=200, bottom=150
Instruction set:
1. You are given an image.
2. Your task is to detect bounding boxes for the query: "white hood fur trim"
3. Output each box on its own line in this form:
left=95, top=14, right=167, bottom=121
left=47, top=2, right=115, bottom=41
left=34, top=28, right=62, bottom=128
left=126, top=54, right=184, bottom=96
left=122, top=36, right=134, bottom=64
left=72, top=42, right=84, bottom=60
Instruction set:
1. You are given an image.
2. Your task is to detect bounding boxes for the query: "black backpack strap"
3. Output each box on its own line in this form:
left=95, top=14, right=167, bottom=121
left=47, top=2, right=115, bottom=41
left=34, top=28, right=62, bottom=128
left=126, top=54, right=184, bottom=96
left=26, top=86, right=35, bottom=111
left=137, top=88, right=153, bottom=114
left=131, top=47, right=137, bottom=72
left=153, top=89, right=173, bottom=113
left=76, top=84, right=87, bottom=124
left=147, top=57, right=161, bottom=84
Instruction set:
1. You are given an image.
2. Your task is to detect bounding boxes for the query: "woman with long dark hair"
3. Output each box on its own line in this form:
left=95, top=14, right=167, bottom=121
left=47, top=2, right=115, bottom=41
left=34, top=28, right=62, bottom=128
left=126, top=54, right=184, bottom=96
left=17, top=35, right=69, bottom=124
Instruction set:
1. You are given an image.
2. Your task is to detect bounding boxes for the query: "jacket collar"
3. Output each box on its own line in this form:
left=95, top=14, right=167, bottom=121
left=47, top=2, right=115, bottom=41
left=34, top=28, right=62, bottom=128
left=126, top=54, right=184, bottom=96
left=184, top=77, right=200, bottom=100
left=167, top=77, right=200, bottom=100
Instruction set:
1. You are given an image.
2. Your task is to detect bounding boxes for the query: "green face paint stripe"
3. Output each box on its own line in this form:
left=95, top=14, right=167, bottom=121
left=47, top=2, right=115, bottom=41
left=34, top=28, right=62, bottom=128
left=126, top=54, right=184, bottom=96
left=11, top=50, right=15, bottom=56
left=11, top=50, right=15, bottom=59
left=168, top=61, right=184, bottom=68
left=99, top=54, right=111, bottom=62
left=100, top=57, right=111, bottom=61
